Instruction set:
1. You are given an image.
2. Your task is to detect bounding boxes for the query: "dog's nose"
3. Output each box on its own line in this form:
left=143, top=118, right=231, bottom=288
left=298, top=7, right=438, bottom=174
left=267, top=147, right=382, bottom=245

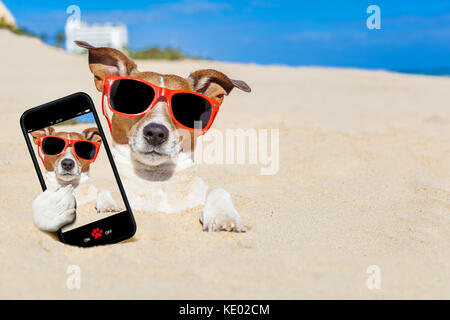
left=143, top=123, right=169, bottom=146
left=61, top=159, right=75, bottom=171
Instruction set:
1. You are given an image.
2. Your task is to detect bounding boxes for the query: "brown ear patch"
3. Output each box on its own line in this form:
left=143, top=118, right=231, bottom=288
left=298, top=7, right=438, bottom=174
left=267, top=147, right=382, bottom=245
left=30, top=126, right=55, bottom=145
left=188, top=69, right=251, bottom=104
left=230, top=79, right=251, bottom=92
left=74, top=40, right=95, bottom=50
left=188, top=69, right=251, bottom=94
left=75, top=40, right=138, bottom=91
left=82, top=127, right=102, bottom=145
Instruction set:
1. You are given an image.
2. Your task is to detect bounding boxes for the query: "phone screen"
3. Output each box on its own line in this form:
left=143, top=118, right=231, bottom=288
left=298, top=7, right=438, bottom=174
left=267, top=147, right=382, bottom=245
left=28, top=110, right=126, bottom=232
left=21, top=93, right=135, bottom=246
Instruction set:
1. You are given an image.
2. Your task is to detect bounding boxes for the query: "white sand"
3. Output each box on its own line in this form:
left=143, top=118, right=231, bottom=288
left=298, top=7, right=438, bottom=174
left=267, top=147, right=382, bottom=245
left=0, top=30, right=449, bottom=299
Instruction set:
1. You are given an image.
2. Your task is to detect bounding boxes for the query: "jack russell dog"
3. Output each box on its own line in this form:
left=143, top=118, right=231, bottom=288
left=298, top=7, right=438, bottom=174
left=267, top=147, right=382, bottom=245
left=31, top=126, right=118, bottom=231
left=32, top=41, right=251, bottom=233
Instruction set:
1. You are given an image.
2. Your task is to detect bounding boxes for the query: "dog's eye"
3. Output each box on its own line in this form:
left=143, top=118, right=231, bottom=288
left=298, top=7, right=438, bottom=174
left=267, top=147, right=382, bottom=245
left=216, top=94, right=224, bottom=99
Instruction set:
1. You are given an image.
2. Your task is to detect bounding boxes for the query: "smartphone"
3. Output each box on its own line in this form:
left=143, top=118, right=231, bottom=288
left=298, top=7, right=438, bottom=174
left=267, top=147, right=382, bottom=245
left=20, top=92, right=136, bottom=247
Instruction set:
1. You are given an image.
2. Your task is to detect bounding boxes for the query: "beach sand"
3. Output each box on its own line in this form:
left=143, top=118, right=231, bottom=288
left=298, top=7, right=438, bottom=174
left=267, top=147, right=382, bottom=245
left=0, top=30, right=449, bottom=299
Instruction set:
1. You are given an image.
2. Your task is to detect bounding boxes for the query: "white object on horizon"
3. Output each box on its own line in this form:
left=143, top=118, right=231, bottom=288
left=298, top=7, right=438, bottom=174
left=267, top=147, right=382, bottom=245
left=0, top=0, right=16, bottom=27
left=65, top=13, right=128, bottom=53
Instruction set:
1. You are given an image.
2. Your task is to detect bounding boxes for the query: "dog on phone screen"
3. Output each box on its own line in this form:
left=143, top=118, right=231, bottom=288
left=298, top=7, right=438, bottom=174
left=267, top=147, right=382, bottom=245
left=31, top=126, right=118, bottom=231
left=33, top=40, right=251, bottom=233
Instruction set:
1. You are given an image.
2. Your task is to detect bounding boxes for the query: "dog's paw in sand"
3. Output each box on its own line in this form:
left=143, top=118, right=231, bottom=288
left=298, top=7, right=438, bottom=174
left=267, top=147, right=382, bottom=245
left=200, top=186, right=247, bottom=232
left=32, top=185, right=76, bottom=232
left=95, top=189, right=119, bottom=213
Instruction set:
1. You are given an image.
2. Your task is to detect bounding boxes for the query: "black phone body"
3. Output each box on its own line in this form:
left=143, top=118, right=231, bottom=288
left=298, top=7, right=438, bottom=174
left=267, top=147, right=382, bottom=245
left=20, top=92, right=136, bottom=247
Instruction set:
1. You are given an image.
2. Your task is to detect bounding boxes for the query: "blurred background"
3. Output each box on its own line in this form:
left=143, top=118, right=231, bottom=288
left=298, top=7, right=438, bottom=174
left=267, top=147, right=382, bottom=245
left=1, top=0, right=449, bottom=74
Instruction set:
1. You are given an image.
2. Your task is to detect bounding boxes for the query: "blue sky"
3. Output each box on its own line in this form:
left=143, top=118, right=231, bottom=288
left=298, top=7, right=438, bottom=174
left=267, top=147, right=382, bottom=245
left=76, top=112, right=95, bottom=123
left=4, top=0, right=450, bottom=71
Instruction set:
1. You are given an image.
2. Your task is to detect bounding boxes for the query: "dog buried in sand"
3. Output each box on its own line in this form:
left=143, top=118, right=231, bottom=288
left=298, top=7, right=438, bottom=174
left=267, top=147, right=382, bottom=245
left=32, top=41, right=251, bottom=233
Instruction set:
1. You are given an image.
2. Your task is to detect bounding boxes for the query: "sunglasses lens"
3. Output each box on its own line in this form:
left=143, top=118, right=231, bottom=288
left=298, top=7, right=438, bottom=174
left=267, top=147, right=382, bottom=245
left=74, top=141, right=97, bottom=160
left=110, top=79, right=155, bottom=114
left=41, top=137, right=65, bottom=155
left=171, top=93, right=212, bottom=129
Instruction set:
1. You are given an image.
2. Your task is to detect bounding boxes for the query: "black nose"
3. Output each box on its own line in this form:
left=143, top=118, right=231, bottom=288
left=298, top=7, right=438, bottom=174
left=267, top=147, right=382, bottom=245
left=61, top=159, right=75, bottom=171
left=143, top=123, right=169, bottom=146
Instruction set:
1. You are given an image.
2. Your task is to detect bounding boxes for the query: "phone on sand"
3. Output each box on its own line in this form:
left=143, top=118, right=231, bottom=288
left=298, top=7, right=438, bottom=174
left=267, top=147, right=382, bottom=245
left=20, top=92, right=136, bottom=247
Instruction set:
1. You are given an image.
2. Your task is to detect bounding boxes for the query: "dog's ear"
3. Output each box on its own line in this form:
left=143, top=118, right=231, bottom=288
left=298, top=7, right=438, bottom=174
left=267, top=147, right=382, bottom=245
left=75, top=40, right=138, bottom=92
left=30, top=126, right=55, bottom=145
left=82, top=127, right=102, bottom=145
left=188, top=69, right=251, bottom=104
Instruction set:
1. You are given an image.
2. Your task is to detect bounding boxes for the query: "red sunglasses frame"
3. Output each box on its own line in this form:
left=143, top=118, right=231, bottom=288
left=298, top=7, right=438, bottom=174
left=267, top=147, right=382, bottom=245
left=101, top=76, right=221, bottom=135
left=37, top=135, right=101, bottom=166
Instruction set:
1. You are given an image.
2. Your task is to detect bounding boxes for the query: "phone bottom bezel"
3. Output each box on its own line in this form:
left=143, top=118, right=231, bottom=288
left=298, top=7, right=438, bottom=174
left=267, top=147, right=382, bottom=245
left=59, top=211, right=136, bottom=247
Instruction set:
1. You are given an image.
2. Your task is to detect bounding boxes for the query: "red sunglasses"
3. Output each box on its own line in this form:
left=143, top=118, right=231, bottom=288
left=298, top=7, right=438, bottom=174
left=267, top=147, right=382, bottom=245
left=37, top=135, right=100, bottom=165
left=102, top=76, right=221, bottom=135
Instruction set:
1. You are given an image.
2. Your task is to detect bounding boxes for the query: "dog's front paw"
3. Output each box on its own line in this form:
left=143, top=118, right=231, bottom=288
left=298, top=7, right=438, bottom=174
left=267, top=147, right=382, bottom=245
left=95, top=189, right=119, bottom=213
left=32, top=185, right=77, bottom=232
left=200, top=187, right=247, bottom=232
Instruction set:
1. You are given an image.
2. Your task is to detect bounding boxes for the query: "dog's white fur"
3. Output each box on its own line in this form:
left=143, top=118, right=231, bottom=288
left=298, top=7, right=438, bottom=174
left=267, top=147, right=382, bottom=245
left=112, top=139, right=246, bottom=232
left=33, top=185, right=76, bottom=232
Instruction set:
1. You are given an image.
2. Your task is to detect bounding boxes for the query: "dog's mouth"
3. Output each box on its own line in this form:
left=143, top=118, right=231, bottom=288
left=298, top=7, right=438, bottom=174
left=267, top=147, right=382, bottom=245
left=142, top=150, right=164, bottom=156
left=138, top=149, right=170, bottom=161
left=131, top=147, right=172, bottom=167
left=57, top=172, right=80, bottom=181
left=132, top=141, right=171, bottom=157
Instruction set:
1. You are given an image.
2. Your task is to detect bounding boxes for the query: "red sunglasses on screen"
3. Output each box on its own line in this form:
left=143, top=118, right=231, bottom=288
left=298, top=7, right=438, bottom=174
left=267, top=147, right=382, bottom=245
left=37, top=135, right=100, bottom=165
left=102, top=76, right=221, bottom=135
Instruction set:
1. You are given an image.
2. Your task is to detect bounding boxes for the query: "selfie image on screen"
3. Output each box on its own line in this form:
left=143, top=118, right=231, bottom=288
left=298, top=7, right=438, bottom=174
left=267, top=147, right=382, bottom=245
left=28, top=111, right=125, bottom=232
